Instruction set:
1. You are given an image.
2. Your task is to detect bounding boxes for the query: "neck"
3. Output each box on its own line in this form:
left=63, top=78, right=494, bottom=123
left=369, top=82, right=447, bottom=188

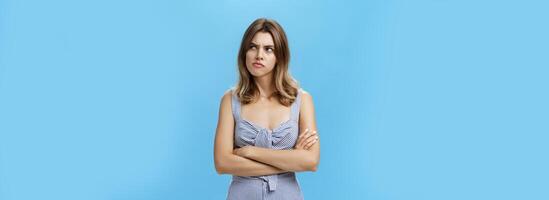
left=254, top=73, right=275, bottom=98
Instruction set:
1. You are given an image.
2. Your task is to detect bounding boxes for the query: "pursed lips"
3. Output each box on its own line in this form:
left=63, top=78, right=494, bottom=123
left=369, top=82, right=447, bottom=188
left=252, top=62, right=264, bottom=68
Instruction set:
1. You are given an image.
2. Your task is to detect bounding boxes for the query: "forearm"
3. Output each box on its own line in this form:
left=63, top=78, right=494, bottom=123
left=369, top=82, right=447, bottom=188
left=216, top=153, right=287, bottom=176
left=244, top=147, right=318, bottom=172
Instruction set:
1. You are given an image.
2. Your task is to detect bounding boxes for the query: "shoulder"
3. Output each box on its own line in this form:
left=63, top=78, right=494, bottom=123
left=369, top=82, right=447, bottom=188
left=220, top=88, right=235, bottom=108
left=299, top=88, right=313, bottom=101
left=299, top=89, right=314, bottom=107
left=298, top=89, right=316, bottom=122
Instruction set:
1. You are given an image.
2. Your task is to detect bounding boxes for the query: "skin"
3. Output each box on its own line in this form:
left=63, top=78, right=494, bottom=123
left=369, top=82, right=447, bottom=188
left=214, top=31, right=320, bottom=176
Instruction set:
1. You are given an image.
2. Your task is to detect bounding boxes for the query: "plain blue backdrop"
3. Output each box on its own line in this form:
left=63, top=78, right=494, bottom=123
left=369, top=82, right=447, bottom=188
left=1, top=0, right=548, bottom=199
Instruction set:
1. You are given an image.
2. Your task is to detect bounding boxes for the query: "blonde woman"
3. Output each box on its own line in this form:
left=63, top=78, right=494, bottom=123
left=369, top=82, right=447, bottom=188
left=214, top=18, right=320, bottom=200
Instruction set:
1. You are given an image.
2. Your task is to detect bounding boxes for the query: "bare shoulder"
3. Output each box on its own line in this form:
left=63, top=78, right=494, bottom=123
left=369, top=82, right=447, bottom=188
left=298, top=89, right=318, bottom=133
left=222, top=89, right=233, bottom=100
left=219, top=89, right=235, bottom=112
left=300, top=89, right=314, bottom=106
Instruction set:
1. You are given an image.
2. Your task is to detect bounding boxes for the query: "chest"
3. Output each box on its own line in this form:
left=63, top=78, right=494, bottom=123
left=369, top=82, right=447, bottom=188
left=240, top=100, right=291, bottom=131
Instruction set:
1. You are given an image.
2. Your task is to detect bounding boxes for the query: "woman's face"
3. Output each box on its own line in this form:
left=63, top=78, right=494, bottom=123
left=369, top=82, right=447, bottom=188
left=245, top=32, right=277, bottom=78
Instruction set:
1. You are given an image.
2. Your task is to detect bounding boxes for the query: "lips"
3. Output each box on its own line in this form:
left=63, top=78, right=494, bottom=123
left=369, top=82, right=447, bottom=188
left=252, top=62, right=264, bottom=68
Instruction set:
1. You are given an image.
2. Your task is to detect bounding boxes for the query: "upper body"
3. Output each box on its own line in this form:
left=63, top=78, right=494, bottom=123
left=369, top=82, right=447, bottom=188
left=213, top=18, right=320, bottom=177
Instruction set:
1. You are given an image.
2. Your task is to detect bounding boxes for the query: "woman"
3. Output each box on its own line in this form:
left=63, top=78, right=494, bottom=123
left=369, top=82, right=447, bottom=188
left=214, top=18, right=320, bottom=200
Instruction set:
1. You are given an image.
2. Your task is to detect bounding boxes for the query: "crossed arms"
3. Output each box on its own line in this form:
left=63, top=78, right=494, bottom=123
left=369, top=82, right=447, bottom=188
left=213, top=91, right=320, bottom=176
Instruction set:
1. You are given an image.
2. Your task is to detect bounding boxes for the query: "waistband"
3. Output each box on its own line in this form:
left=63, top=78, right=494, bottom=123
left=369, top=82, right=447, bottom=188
left=232, top=172, right=296, bottom=192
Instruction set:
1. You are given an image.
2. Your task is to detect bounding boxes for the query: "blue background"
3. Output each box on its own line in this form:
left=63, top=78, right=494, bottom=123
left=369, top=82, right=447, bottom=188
left=1, top=0, right=548, bottom=199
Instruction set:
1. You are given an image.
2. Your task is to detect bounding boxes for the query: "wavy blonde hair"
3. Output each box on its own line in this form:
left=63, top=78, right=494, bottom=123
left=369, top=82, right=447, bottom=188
left=235, top=18, right=299, bottom=106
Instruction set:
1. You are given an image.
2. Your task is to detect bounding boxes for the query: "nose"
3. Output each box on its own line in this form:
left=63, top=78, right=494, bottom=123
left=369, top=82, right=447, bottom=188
left=255, top=48, right=264, bottom=60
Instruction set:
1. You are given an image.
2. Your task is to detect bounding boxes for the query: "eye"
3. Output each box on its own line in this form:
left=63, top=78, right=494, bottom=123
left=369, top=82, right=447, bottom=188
left=265, top=47, right=274, bottom=52
left=249, top=44, right=257, bottom=50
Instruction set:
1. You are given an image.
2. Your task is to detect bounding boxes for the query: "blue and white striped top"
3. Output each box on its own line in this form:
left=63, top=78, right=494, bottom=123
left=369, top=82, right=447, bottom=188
left=230, top=88, right=303, bottom=192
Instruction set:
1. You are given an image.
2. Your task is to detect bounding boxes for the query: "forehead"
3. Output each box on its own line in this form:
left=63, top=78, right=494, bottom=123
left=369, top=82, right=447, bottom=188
left=251, top=32, right=274, bottom=45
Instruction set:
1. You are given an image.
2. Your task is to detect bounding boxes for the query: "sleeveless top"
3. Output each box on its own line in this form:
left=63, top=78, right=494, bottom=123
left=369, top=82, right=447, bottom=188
left=230, top=88, right=303, bottom=192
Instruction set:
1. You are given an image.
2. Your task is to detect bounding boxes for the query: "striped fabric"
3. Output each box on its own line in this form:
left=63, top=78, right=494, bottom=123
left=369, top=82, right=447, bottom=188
left=227, top=88, right=304, bottom=200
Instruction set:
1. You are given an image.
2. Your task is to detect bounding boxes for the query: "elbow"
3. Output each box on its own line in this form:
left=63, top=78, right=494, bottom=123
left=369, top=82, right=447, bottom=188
left=308, top=160, right=319, bottom=172
left=214, top=157, right=230, bottom=175
left=215, top=162, right=231, bottom=175
left=302, top=157, right=319, bottom=172
left=215, top=163, right=225, bottom=175
left=215, top=151, right=237, bottom=175
left=309, top=163, right=318, bottom=172
left=295, top=150, right=319, bottom=172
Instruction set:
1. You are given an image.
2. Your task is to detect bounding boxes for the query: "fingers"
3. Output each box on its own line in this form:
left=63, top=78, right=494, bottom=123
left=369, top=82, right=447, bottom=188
left=297, top=128, right=318, bottom=149
left=298, top=129, right=314, bottom=147
left=233, top=146, right=252, bottom=157
left=296, top=129, right=310, bottom=147
left=298, top=128, right=310, bottom=140
left=304, top=135, right=319, bottom=149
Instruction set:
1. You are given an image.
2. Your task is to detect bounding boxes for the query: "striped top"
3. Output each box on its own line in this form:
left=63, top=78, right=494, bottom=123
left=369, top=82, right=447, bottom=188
left=231, top=88, right=302, bottom=192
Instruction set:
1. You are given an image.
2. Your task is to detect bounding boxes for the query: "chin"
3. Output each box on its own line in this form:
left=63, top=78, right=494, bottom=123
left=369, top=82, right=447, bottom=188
left=249, top=72, right=265, bottom=77
left=247, top=68, right=264, bottom=77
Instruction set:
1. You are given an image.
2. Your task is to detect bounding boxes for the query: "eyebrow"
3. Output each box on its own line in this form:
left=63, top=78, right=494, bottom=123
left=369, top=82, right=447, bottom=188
left=250, top=42, right=274, bottom=48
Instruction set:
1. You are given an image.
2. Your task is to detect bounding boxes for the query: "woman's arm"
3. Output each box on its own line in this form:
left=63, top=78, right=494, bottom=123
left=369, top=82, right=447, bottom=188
left=234, top=91, right=321, bottom=172
left=214, top=91, right=287, bottom=176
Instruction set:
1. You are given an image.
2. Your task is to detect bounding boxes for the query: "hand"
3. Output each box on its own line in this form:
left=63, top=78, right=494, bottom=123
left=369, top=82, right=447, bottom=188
left=294, top=128, right=319, bottom=150
left=233, top=146, right=254, bottom=158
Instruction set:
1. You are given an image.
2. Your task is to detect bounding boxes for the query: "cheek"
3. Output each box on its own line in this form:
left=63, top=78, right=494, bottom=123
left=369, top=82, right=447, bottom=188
left=245, top=51, right=254, bottom=62
left=245, top=52, right=255, bottom=68
left=265, top=54, right=277, bottom=67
